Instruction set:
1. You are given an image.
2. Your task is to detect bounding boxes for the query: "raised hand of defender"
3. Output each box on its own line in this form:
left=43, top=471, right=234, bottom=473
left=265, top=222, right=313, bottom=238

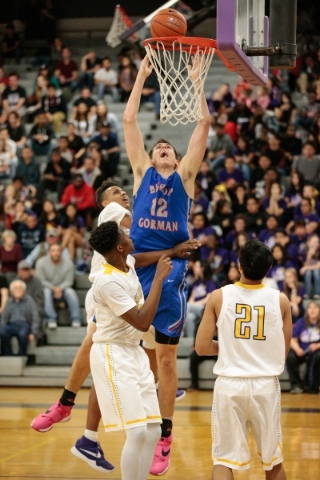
left=155, top=254, right=173, bottom=281
left=139, top=55, right=153, bottom=79
left=172, top=239, right=201, bottom=258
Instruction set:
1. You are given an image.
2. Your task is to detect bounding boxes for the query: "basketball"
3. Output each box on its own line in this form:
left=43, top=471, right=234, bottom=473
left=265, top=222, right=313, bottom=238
left=150, top=8, right=187, bottom=38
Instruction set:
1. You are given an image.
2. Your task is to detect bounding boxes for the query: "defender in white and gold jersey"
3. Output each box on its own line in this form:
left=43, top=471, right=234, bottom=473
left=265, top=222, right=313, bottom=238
left=196, top=240, right=292, bottom=480
left=89, top=220, right=172, bottom=480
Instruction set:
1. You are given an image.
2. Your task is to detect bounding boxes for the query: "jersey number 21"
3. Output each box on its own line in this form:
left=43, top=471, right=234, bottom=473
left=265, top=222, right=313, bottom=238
left=234, top=304, right=266, bottom=341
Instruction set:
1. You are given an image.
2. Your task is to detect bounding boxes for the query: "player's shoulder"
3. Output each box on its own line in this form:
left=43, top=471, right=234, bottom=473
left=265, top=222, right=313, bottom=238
left=98, top=202, right=131, bottom=224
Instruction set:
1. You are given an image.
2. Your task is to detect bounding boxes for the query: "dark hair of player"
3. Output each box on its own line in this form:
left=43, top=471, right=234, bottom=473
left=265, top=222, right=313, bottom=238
left=149, top=138, right=179, bottom=160
left=89, top=221, right=120, bottom=256
left=95, top=181, right=119, bottom=211
left=239, top=240, right=273, bottom=281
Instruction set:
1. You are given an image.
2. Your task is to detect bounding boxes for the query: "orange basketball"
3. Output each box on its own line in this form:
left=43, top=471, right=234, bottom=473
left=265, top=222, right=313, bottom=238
left=150, top=8, right=187, bottom=38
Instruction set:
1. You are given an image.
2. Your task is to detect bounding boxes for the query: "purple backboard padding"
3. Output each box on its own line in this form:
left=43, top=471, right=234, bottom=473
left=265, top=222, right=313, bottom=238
left=216, top=0, right=268, bottom=86
left=264, top=16, right=269, bottom=78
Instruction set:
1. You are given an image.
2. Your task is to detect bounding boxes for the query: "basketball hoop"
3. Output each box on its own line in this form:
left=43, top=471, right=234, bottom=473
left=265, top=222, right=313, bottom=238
left=106, top=5, right=140, bottom=48
left=143, top=37, right=233, bottom=126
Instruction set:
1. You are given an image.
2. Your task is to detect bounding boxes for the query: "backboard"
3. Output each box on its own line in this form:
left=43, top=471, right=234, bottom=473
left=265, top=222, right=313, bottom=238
left=217, top=0, right=269, bottom=86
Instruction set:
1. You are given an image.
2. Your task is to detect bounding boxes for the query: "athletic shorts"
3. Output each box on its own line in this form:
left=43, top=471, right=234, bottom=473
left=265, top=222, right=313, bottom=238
left=212, top=376, right=283, bottom=471
left=85, top=286, right=95, bottom=327
left=138, top=259, right=188, bottom=338
left=90, top=343, right=161, bottom=432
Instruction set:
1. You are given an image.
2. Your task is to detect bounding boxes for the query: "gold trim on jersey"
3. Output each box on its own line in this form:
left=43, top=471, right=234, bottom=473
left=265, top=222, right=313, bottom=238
left=235, top=282, right=266, bottom=290
left=103, top=262, right=131, bottom=275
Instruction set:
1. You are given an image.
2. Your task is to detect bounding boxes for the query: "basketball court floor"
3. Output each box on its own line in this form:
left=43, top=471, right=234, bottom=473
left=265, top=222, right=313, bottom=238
left=0, top=387, right=319, bottom=479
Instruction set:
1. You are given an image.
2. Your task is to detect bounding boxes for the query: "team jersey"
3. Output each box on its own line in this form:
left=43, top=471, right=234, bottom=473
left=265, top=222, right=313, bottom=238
left=88, top=202, right=131, bottom=283
left=213, top=282, right=285, bottom=377
left=131, top=167, right=192, bottom=297
left=92, top=255, right=144, bottom=347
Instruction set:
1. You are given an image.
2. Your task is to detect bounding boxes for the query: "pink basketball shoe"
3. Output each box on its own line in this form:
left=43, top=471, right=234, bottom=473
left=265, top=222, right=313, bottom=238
left=31, top=400, right=72, bottom=432
left=149, top=434, right=173, bottom=476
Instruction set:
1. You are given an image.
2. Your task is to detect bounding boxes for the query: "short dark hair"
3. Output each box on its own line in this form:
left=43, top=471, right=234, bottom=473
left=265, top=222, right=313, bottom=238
left=8, top=71, right=19, bottom=79
left=89, top=221, right=121, bottom=256
left=193, top=211, right=209, bottom=227
left=47, top=83, right=56, bottom=89
left=95, top=180, right=119, bottom=210
left=239, top=240, right=273, bottom=281
left=303, top=141, right=316, bottom=150
left=149, top=138, right=178, bottom=160
left=246, top=194, right=258, bottom=203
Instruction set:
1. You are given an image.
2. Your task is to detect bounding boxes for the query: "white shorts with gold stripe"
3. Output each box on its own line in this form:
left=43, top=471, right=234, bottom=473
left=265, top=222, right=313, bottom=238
left=212, top=376, right=283, bottom=471
left=90, top=342, right=161, bottom=432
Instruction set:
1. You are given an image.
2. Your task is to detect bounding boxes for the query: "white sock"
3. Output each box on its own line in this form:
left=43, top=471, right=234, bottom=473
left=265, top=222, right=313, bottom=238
left=139, top=423, right=161, bottom=480
left=84, top=429, right=98, bottom=443
left=121, top=426, right=147, bottom=480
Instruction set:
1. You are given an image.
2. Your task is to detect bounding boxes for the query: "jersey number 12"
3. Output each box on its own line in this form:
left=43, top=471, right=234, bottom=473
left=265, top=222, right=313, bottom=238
left=234, top=304, right=266, bottom=341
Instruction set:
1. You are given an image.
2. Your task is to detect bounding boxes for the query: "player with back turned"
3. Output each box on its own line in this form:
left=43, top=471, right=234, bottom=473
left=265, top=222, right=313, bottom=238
left=196, top=240, right=292, bottom=480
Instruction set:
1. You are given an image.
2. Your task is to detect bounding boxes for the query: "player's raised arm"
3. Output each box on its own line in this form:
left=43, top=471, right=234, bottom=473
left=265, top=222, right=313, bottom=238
left=123, top=56, right=153, bottom=186
left=195, top=289, right=221, bottom=356
left=122, top=255, right=172, bottom=331
left=177, top=58, right=211, bottom=197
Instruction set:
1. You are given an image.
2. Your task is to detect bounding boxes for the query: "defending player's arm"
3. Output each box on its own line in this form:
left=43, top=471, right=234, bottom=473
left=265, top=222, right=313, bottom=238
left=121, top=255, right=172, bottom=331
left=123, top=56, right=152, bottom=190
left=195, top=289, right=221, bottom=356
left=133, top=239, right=201, bottom=268
left=280, top=292, right=293, bottom=357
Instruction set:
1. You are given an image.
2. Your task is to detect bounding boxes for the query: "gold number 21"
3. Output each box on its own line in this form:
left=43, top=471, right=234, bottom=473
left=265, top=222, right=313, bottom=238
left=234, top=304, right=266, bottom=341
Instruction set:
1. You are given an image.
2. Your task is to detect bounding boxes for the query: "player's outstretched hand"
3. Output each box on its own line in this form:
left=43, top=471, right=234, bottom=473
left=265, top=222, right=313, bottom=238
left=155, top=254, right=173, bottom=281
left=172, top=240, right=201, bottom=258
left=138, top=55, right=153, bottom=79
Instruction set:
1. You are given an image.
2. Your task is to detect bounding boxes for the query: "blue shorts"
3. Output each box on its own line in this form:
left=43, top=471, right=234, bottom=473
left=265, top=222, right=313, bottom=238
left=136, top=259, right=188, bottom=337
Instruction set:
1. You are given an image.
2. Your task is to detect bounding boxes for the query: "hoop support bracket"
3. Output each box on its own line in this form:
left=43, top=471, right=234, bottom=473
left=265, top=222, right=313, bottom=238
left=242, top=43, right=297, bottom=57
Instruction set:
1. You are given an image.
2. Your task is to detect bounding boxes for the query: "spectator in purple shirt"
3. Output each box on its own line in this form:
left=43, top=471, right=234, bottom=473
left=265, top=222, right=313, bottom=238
left=184, top=260, right=216, bottom=337
left=262, top=182, right=286, bottom=223
left=244, top=195, right=267, bottom=235
left=189, top=181, right=210, bottom=219
left=284, top=170, right=304, bottom=223
left=274, top=229, right=300, bottom=270
left=258, top=215, right=280, bottom=249
left=211, top=199, right=233, bottom=236
left=196, top=160, right=216, bottom=199
left=286, top=301, right=320, bottom=394
left=230, top=232, right=250, bottom=265
left=217, top=156, right=245, bottom=192
left=206, top=233, right=229, bottom=284
left=290, top=220, right=309, bottom=261
left=225, top=214, right=250, bottom=250
left=267, top=244, right=294, bottom=290
left=300, top=234, right=320, bottom=299
left=286, top=198, right=319, bottom=235
left=190, top=212, right=217, bottom=260
left=282, top=268, right=305, bottom=324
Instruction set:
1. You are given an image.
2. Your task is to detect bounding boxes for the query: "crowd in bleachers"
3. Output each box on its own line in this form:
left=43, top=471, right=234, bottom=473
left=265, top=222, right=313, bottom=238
left=0, top=15, right=320, bottom=393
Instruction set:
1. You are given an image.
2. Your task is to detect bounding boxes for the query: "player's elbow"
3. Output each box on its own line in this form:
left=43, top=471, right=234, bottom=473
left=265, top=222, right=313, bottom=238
left=123, top=112, right=137, bottom=124
left=195, top=341, right=206, bottom=356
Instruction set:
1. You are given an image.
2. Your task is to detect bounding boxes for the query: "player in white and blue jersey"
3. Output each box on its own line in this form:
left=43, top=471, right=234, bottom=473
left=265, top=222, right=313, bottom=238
left=124, top=55, right=211, bottom=475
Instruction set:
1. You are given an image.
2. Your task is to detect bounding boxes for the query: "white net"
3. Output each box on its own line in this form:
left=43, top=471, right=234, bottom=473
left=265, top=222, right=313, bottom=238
left=106, top=5, right=139, bottom=48
left=144, top=39, right=215, bottom=126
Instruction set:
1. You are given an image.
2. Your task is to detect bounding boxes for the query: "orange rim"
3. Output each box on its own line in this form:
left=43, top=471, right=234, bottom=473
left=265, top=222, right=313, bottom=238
left=143, top=36, right=235, bottom=72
